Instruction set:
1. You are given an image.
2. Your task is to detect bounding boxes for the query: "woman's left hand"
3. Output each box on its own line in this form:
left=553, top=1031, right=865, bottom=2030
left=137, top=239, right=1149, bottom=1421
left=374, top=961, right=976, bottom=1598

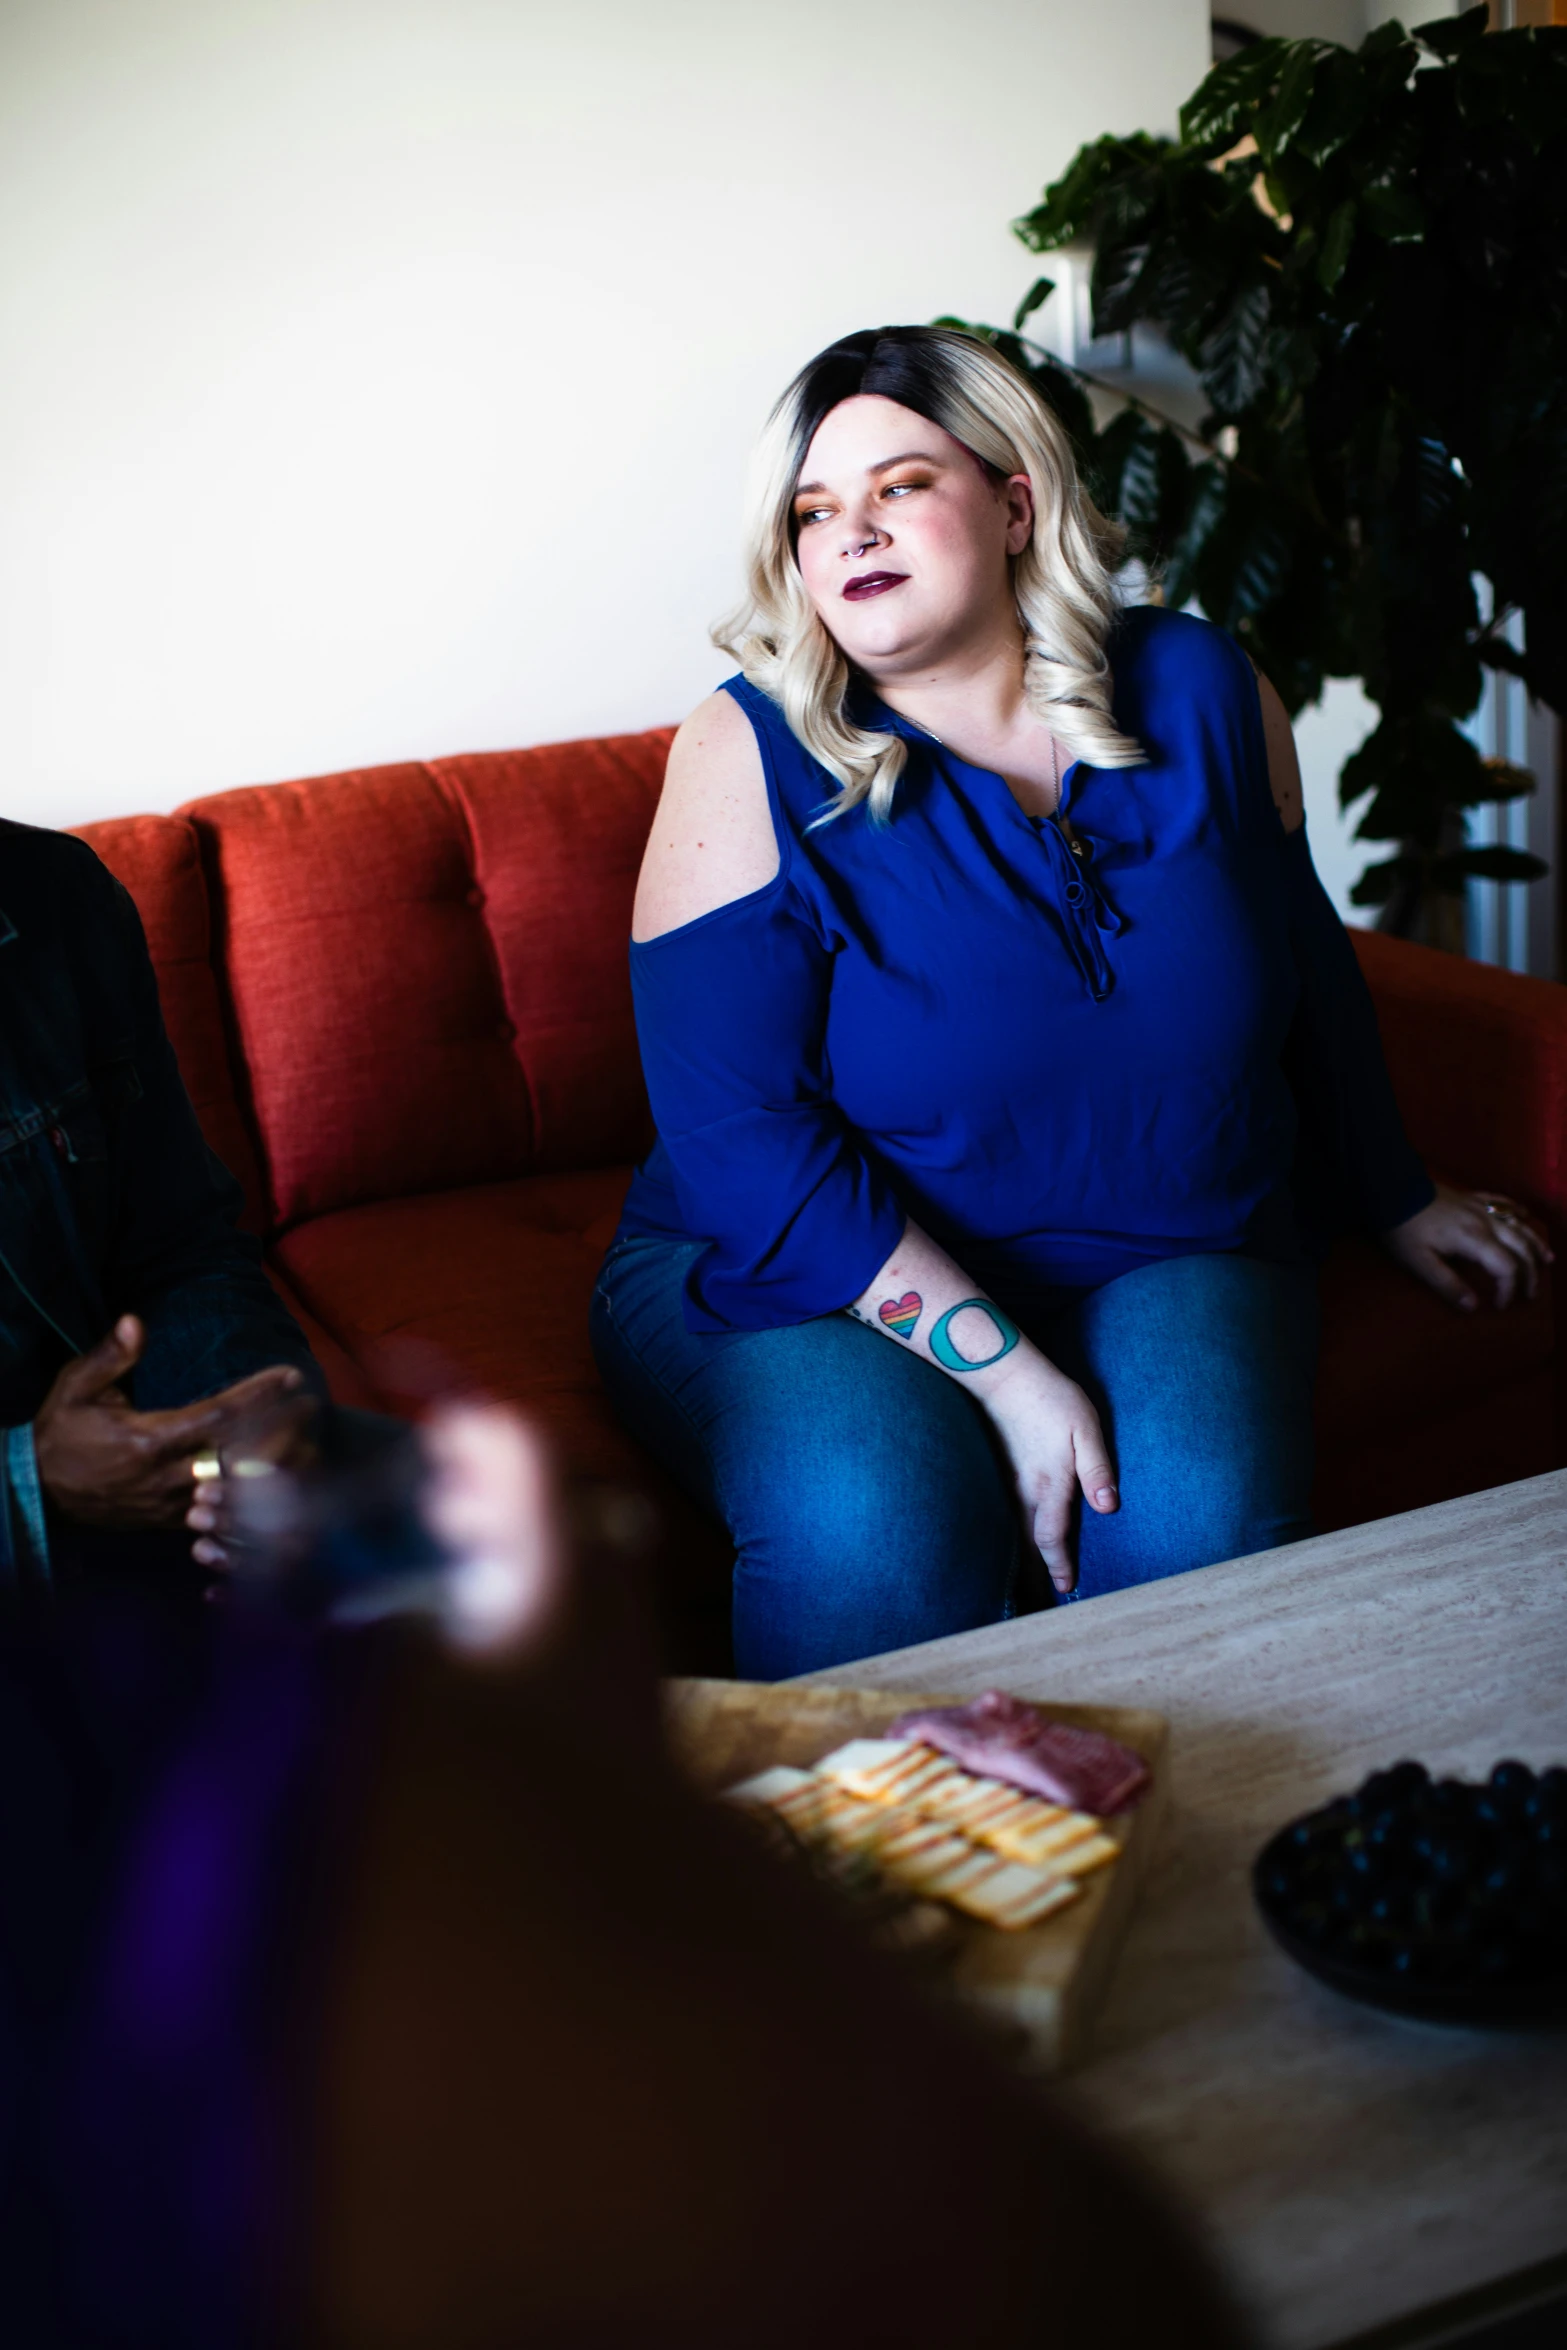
left=1384, top=1183, right=1554, bottom=1313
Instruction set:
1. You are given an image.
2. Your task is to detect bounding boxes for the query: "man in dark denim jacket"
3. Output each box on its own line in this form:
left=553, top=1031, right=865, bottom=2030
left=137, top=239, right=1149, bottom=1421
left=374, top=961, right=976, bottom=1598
left=0, top=819, right=329, bottom=1588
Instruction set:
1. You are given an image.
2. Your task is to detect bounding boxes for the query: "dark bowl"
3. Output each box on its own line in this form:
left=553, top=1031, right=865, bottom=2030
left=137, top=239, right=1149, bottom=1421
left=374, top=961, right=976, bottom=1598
left=1252, top=1818, right=1567, bottom=2030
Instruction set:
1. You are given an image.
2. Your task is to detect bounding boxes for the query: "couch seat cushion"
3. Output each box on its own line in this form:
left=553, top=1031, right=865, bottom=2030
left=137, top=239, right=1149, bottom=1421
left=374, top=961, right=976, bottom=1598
left=1316, top=1232, right=1554, bottom=1450
left=269, top=1168, right=640, bottom=1477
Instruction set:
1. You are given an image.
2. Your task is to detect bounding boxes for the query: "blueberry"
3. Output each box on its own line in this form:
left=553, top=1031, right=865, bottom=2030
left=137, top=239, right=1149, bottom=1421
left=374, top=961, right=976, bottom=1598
left=1428, top=1832, right=1477, bottom=1883
left=1358, top=1769, right=1403, bottom=1814
left=1385, top=1761, right=1429, bottom=1800
left=1491, top=1761, right=1537, bottom=1799
left=1427, top=1881, right=1464, bottom=1927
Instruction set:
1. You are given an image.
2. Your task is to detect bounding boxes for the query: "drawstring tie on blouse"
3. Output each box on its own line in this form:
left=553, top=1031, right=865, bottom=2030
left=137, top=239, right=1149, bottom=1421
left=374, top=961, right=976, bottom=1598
left=1039, top=818, right=1121, bottom=1001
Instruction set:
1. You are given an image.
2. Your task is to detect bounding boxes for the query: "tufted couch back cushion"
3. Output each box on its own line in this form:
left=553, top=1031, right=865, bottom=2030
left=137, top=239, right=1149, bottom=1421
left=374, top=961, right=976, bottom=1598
left=69, top=811, right=270, bottom=1230
left=179, top=731, right=669, bottom=1231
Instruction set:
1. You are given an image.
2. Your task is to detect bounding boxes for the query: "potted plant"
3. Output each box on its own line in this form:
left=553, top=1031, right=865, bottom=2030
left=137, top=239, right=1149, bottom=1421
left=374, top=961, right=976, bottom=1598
left=945, top=5, right=1567, bottom=947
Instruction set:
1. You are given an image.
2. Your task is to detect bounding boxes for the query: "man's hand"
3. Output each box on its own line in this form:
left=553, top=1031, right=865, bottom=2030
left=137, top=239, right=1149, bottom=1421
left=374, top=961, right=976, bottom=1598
left=33, top=1314, right=309, bottom=1532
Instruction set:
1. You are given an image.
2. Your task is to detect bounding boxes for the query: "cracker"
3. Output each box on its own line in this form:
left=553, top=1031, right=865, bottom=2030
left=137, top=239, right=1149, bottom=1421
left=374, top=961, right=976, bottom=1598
left=723, top=1765, right=815, bottom=1808
left=987, top=1810, right=1101, bottom=1866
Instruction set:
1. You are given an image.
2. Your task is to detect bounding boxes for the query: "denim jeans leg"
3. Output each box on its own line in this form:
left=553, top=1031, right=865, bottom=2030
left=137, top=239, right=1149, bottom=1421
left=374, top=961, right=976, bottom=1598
left=1041, top=1251, right=1319, bottom=1601
left=590, top=1236, right=1020, bottom=1679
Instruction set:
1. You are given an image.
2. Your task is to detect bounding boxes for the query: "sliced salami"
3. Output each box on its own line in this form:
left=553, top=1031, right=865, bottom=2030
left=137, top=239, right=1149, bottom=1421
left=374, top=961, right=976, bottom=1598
left=886, top=1691, right=1150, bottom=1816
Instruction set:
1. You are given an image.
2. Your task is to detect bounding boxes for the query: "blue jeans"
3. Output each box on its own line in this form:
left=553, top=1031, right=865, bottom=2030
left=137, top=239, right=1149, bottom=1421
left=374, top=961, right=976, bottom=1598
left=590, top=1237, right=1318, bottom=1679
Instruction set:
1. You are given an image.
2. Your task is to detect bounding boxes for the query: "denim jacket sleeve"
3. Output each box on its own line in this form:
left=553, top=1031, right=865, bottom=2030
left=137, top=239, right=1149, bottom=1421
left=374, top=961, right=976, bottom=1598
left=0, top=1421, right=51, bottom=1587
left=97, top=872, right=325, bottom=1412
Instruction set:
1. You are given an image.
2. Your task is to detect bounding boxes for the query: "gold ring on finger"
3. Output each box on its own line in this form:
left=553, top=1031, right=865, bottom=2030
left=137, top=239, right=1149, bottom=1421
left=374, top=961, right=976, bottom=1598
left=191, top=1449, right=223, bottom=1484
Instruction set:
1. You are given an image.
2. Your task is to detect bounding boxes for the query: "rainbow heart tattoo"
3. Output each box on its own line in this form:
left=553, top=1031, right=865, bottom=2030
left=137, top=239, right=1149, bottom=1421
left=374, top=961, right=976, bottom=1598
left=878, top=1291, right=922, bottom=1341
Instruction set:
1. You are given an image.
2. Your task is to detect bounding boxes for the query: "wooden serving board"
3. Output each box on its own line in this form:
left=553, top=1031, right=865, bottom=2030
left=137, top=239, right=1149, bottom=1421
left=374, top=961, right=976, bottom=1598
left=664, top=1676, right=1168, bottom=2073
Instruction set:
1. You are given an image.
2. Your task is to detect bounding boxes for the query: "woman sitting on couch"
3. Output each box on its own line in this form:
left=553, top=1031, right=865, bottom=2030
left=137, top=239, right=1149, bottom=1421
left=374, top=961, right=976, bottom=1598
left=590, top=325, right=1545, bottom=1679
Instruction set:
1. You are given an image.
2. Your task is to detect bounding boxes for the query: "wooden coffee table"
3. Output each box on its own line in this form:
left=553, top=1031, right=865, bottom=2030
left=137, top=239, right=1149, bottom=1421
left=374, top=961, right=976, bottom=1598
left=796, top=1468, right=1567, bottom=2350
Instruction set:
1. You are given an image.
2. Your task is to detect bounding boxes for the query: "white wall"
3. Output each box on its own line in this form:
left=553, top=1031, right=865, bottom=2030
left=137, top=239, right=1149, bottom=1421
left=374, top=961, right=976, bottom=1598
left=1223, top=1, right=1460, bottom=42
left=0, top=0, right=1208, bottom=827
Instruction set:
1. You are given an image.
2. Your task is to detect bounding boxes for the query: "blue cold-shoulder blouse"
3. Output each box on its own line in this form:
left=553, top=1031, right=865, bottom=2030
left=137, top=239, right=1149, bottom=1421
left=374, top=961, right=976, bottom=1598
left=616, top=604, right=1432, bottom=1331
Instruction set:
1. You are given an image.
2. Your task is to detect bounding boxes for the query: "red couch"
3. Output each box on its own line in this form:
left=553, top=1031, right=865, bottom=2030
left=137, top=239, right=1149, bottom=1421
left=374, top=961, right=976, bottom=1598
left=72, top=732, right=1567, bottom=1662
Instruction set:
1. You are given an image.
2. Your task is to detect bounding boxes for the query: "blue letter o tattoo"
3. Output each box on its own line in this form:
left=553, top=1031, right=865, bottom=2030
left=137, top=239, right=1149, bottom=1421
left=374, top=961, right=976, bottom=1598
left=928, top=1299, right=1020, bottom=1373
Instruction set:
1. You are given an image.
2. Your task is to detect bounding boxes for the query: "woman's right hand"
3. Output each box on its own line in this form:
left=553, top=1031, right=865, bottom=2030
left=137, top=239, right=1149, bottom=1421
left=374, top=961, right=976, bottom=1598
left=980, top=1348, right=1119, bottom=1597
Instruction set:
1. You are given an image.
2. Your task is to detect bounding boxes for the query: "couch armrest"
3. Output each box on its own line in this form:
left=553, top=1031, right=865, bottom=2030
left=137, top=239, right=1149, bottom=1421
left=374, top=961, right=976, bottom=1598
left=1352, top=930, right=1567, bottom=1227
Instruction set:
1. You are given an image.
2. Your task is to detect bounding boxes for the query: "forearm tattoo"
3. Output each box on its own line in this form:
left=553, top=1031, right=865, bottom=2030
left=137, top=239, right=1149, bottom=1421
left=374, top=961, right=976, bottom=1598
left=928, top=1298, right=1020, bottom=1373
left=876, top=1291, right=922, bottom=1340
left=849, top=1288, right=1019, bottom=1372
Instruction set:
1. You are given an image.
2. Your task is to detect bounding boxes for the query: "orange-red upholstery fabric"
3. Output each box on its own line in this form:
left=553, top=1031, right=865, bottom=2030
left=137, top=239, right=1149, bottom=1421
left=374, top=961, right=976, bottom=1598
left=1350, top=928, right=1567, bottom=1458
left=178, top=731, right=669, bottom=1233
left=1351, top=930, right=1567, bottom=1225
left=179, top=766, right=533, bottom=1230
left=430, top=738, right=669, bottom=1173
left=1312, top=1232, right=1555, bottom=1529
left=69, top=813, right=268, bottom=1231
left=269, top=1168, right=633, bottom=1460
left=263, top=1262, right=384, bottom=1414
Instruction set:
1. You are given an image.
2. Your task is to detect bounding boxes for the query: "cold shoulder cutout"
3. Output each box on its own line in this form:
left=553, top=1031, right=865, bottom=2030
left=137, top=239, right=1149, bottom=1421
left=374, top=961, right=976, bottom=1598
left=631, top=690, right=783, bottom=944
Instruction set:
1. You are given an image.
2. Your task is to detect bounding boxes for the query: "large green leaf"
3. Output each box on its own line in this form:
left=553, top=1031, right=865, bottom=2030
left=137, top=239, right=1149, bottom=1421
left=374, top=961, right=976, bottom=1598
left=1254, top=43, right=1326, bottom=169
left=1295, top=53, right=1370, bottom=167
left=1360, top=180, right=1425, bottom=243
left=1013, top=134, right=1167, bottom=254
left=1441, top=844, right=1548, bottom=884
left=1470, top=758, right=1536, bottom=804
left=1024, top=353, right=1098, bottom=457
left=1315, top=200, right=1357, bottom=292
left=1179, top=41, right=1289, bottom=151
left=1197, top=282, right=1272, bottom=416
left=1012, top=277, right=1055, bottom=332
left=1413, top=6, right=1489, bottom=61
left=1160, top=462, right=1228, bottom=612
left=1349, top=853, right=1410, bottom=908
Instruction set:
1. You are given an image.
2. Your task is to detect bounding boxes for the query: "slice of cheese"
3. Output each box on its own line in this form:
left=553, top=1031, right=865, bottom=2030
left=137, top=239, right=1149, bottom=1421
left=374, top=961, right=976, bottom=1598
left=932, top=1783, right=1044, bottom=1836
left=908, top=1848, right=1015, bottom=1903
left=985, top=1809, right=1101, bottom=1866
left=989, top=1876, right=1082, bottom=1931
left=813, top=1738, right=918, bottom=1784
left=937, top=1859, right=1053, bottom=1926
left=878, top=1834, right=981, bottom=1895
left=1033, top=1830, right=1118, bottom=1879
left=723, top=1766, right=815, bottom=1807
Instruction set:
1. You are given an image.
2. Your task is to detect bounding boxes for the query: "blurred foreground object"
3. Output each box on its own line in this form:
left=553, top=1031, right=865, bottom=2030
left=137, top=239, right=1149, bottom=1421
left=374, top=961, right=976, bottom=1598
left=2, top=1409, right=1243, bottom=2348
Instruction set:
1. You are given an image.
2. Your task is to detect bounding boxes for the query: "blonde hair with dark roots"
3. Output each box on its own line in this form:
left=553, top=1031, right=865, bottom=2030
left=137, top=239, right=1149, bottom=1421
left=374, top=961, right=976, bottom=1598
left=714, top=324, right=1145, bottom=822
